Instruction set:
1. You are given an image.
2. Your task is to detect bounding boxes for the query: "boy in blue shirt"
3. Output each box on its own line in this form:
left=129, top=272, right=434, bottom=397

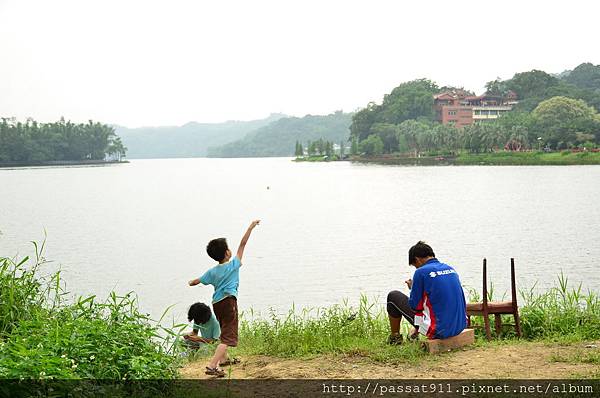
left=183, top=302, right=221, bottom=347
left=188, top=220, right=260, bottom=377
left=387, top=241, right=467, bottom=343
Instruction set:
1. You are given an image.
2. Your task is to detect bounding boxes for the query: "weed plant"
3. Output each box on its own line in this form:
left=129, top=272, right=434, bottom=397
left=0, top=244, right=180, bottom=379
left=518, top=272, right=600, bottom=340
left=236, top=296, right=427, bottom=364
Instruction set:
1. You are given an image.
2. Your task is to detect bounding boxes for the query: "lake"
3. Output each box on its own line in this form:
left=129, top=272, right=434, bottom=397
left=1, top=158, right=599, bottom=323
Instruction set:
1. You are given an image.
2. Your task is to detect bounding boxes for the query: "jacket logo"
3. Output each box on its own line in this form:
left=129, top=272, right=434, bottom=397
left=429, top=269, right=456, bottom=278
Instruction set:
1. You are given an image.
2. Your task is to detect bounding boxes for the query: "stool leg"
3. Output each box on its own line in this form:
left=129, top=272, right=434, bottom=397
left=483, top=313, right=491, bottom=340
left=513, top=310, right=522, bottom=338
left=494, top=314, right=502, bottom=337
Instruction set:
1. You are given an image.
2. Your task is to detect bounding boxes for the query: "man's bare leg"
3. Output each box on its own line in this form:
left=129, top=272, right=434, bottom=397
left=389, top=315, right=401, bottom=336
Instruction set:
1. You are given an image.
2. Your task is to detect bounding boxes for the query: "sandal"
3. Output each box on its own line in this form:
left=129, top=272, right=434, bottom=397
left=220, top=357, right=241, bottom=366
left=205, top=367, right=225, bottom=377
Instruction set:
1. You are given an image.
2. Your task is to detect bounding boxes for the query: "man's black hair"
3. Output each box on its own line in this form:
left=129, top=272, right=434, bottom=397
left=188, top=302, right=212, bottom=324
left=206, top=238, right=228, bottom=262
left=408, top=241, right=435, bottom=265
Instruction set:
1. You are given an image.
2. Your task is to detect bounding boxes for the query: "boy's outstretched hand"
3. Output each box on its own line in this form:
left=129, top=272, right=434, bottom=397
left=249, top=220, right=260, bottom=229
left=237, top=220, right=261, bottom=261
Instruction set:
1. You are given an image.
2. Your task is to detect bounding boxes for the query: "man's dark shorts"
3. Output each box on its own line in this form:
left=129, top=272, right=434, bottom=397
left=212, top=296, right=238, bottom=347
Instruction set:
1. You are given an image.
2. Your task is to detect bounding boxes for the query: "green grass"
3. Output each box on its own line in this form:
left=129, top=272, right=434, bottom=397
left=0, top=243, right=182, bottom=379
left=236, top=297, right=427, bottom=364
left=456, top=151, right=600, bottom=165
left=518, top=272, right=600, bottom=340
left=550, top=350, right=600, bottom=364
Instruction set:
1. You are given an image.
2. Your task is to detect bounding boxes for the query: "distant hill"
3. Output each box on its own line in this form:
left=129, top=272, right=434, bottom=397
left=207, top=111, right=353, bottom=158
left=562, top=62, right=600, bottom=92
left=114, top=113, right=286, bottom=159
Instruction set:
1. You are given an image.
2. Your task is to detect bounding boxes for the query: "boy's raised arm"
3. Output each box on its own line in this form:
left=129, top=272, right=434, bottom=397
left=188, top=278, right=201, bottom=286
left=236, top=220, right=260, bottom=262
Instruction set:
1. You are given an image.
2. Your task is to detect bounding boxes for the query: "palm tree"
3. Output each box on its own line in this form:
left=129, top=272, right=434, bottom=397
left=505, top=126, right=529, bottom=151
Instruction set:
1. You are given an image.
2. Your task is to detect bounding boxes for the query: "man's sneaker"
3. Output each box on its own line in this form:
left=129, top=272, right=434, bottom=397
left=408, top=327, right=420, bottom=341
left=388, top=334, right=403, bottom=345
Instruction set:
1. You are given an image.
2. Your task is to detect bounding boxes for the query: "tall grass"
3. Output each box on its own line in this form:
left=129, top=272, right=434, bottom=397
left=237, top=296, right=426, bottom=363
left=234, top=275, right=600, bottom=363
left=0, top=241, right=57, bottom=336
left=0, top=244, right=181, bottom=379
left=519, top=272, right=600, bottom=340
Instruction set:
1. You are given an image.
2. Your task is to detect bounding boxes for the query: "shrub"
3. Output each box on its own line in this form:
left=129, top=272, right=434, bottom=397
left=0, top=246, right=180, bottom=379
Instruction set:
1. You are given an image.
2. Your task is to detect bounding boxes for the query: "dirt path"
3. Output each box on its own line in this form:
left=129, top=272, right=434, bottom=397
left=180, top=341, right=599, bottom=379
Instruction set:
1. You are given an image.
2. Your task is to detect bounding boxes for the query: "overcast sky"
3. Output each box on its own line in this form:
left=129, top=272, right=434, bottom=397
left=1, top=0, right=598, bottom=127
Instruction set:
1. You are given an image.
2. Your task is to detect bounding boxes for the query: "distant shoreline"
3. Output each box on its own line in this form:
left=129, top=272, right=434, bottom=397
left=0, top=160, right=129, bottom=169
left=306, top=151, right=600, bottom=166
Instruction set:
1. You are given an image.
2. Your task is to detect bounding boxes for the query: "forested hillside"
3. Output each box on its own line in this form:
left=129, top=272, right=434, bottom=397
left=207, top=112, right=352, bottom=157
left=115, top=114, right=285, bottom=159
left=348, top=62, right=600, bottom=155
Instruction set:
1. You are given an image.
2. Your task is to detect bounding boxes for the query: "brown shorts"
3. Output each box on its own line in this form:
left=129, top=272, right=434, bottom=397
left=212, top=296, right=238, bottom=347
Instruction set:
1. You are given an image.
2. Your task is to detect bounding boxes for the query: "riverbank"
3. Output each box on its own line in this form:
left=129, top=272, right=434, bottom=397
left=181, top=340, right=600, bottom=379
left=182, top=275, right=600, bottom=379
left=456, top=151, right=600, bottom=165
left=350, top=151, right=600, bottom=166
left=0, top=159, right=128, bottom=168
left=3, top=245, right=599, bottom=382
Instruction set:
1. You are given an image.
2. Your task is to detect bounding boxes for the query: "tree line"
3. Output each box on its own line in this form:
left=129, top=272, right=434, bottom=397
left=0, top=118, right=126, bottom=163
left=349, top=63, right=600, bottom=156
left=295, top=138, right=347, bottom=158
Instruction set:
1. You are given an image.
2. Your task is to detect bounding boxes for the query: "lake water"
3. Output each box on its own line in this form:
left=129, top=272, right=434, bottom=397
left=1, top=158, right=599, bottom=323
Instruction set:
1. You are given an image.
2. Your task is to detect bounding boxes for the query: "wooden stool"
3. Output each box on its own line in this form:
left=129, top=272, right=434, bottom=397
left=466, top=258, right=522, bottom=340
left=422, top=328, right=474, bottom=353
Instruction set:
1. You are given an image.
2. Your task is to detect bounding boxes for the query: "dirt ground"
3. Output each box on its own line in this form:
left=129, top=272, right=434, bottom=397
left=180, top=341, right=599, bottom=379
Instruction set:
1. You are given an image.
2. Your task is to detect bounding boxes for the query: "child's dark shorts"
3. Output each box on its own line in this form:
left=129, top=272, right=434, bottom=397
left=212, top=296, right=238, bottom=347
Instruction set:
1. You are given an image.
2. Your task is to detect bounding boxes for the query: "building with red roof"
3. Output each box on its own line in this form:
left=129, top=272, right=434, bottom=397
left=433, top=90, right=517, bottom=127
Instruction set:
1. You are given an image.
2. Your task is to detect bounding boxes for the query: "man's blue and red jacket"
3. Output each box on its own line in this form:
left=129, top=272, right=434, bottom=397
left=408, top=258, right=467, bottom=339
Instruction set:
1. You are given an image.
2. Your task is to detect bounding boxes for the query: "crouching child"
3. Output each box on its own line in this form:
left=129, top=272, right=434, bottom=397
left=183, top=302, right=220, bottom=349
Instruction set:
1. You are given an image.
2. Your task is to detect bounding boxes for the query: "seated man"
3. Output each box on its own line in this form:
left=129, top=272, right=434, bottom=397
left=387, top=241, right=467, bottom=344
